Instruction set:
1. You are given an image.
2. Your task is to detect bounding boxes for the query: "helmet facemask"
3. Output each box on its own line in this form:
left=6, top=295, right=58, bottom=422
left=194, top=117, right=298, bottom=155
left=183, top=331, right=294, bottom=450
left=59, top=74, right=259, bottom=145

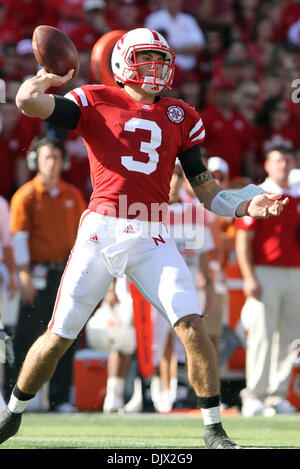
left=124, top=45, right=175, bottom=94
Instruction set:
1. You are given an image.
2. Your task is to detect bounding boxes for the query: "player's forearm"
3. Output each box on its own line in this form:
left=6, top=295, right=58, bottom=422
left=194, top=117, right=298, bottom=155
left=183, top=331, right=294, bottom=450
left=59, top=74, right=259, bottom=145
left=15, top=75, right=55, bottom=119
left=188, top=172, right=221, bottom=211
left=188, top=171, right=249, bottom=217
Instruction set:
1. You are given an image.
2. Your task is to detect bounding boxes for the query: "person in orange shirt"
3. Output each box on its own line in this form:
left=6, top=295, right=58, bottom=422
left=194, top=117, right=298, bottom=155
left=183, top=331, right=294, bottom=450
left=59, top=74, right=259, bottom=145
left=8, top=137, right=86, bottom=412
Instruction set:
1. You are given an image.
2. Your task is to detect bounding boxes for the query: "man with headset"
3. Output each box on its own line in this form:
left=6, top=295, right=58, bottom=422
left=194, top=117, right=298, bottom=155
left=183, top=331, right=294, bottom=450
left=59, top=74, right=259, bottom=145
left=8, top=137, right=86, bottom=412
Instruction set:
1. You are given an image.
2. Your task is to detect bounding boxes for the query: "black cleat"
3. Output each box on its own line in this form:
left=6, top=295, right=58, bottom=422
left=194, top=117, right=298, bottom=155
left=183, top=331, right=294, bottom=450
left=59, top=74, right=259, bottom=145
left=204, top=423, right=242, bottom=449
left=0, top=408, right=22, bottom=444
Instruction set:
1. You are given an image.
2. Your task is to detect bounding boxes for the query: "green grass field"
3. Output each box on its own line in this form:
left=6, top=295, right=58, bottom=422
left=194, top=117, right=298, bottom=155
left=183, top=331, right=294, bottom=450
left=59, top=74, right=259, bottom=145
left=0, top=411, right=299, bottom=450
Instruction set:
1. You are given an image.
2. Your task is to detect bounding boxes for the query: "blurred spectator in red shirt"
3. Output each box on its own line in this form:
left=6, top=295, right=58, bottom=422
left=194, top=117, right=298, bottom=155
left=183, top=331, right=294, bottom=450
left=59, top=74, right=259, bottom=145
left=222, top=56, right=250, bottom=87
left=254, top=96, right=300, bottom=173
left=257, top=0, right=284, bottom=42
left=5, top=0, right=42, bottom=39
left=248, top=16, right=276, bottom=73
left=16, top=39, right=39, bottom=79
left=201, top=77, right=257, bottom=181
left=108, top=0, right=149, bottom=30
left=0, top=80, right=42, bottom=199
left=234, top=81, right=261, bottom=126
left=240, top=57, right=260, bottom=83
left=145, top=0, right=205, bottom=71
left=274, top=0, right=300, bottom=42
left=196, top=27, right=226, bottom=82
left=225, top=39, right=249, bottom=62
left=193, top=0, right=234, bottom=29
left=0, top=1, right=21, bottom=47
left=271, top=42, right=300, bottom=85
left=69, top=0, right=113, bottom=83
left=213, top=40, right=252, bottom=86
left=0, top=42, right=23, bottom=80
left=232, top=0, right=262, bottom=43
left=73, top=0, right=110, bottom=43
left=43, top=0, right=86, bottom=35
left=260, top=72, right=287, bottom=101
left=178, top=72, right=204, bottom=111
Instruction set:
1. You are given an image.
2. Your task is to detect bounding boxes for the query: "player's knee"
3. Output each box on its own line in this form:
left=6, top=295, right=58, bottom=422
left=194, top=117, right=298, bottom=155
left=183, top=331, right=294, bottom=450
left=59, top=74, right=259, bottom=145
left=174, top=314, right=206, bottom=348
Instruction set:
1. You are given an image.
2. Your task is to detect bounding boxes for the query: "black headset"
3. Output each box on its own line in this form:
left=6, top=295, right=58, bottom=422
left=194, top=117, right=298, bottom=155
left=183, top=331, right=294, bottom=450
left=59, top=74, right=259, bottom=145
left=26, top=136, right=70, bottom=171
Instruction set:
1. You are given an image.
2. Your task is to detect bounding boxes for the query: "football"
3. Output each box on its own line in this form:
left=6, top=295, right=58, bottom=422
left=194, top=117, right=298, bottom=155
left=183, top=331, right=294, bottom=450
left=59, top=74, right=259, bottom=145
left=32, top=25, right=79, bottom=77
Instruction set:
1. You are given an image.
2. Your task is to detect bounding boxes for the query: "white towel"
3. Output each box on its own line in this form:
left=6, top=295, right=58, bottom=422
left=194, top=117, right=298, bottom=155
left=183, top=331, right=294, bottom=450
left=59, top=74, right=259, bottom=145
left=101, top=219, right=143, bottom=277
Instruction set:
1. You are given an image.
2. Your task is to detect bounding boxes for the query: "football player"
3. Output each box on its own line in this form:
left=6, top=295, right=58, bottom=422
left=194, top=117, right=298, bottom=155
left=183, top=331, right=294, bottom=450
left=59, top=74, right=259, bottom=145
left=1, top=28, right=288, bottom=448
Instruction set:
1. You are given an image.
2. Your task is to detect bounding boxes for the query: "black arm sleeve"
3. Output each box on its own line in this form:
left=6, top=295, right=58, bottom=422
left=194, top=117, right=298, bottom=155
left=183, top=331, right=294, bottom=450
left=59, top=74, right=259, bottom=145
left=177, top=144, right=208, bottom=178
left=45, top=95, right=81, bottom=130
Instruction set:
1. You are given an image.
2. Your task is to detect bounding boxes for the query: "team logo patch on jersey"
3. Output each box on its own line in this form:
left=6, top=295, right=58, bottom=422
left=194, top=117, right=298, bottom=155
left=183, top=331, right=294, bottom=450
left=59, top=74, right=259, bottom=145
left=166, top=105, right=185, bottom=124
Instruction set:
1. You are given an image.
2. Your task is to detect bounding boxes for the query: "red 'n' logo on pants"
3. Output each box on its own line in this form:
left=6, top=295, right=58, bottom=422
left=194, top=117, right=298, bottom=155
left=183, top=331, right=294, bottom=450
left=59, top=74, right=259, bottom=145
left=152, top=234, right=165, bottom=246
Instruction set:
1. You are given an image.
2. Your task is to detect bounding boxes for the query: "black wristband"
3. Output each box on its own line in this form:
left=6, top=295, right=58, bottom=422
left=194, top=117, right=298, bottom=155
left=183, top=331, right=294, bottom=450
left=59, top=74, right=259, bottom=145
left=46, top=95, right=81, bottom=130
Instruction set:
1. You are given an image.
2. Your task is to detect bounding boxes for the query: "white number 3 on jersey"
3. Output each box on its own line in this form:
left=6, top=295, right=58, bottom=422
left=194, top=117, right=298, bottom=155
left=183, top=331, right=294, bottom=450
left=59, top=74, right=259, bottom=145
left=121, top=118, right=162, bottom=175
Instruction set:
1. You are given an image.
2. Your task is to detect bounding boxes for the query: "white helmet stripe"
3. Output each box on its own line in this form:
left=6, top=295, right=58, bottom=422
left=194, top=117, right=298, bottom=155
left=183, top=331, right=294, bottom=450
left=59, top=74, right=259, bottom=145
left=149, top=29, right=160, bottom=41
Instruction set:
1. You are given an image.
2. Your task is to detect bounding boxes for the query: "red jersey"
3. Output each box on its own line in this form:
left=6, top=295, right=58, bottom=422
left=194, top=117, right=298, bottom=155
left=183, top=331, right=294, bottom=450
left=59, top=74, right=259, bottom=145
left=235, top=189, right=300, bottom=267
left=66, top=85, right=205, bottom=221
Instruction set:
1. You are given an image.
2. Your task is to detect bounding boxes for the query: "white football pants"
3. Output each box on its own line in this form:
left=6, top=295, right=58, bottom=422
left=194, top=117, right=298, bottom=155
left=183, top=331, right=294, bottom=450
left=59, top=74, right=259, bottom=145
left=48, top=210, right=203, bottom=339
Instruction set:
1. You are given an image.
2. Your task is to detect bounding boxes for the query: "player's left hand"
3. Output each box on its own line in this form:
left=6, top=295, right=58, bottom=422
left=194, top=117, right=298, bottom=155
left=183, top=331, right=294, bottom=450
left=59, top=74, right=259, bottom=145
left=247, top=193, right=289, bottom=219
left=36, top=67, right=75, bottom=88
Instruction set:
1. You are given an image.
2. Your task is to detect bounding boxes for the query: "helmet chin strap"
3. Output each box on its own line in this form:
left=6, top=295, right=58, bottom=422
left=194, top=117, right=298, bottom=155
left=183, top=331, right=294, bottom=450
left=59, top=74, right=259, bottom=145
left=140, top=76, right=165, bottom=94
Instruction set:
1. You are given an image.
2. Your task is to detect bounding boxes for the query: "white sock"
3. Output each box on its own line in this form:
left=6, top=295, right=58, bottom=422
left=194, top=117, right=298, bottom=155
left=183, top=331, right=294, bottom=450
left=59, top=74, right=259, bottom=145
left=170, top=378, right=177, bottom=403
left=201, top=406, right=222, bottom=425
left=106, top=377, right=125, bottom=396
left=8, top=393, right=33, bottom=414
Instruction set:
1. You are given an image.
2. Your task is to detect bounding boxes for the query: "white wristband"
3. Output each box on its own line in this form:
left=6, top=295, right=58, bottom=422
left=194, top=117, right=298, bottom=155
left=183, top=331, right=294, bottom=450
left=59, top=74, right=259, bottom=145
left=211, top=191, right=243, bottom=217
left=210, top=184, right=266, bottom=218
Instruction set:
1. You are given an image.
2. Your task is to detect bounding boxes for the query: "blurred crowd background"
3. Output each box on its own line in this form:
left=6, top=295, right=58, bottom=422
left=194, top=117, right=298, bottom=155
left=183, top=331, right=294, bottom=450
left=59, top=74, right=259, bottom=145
left=1, top=0, right=300, bottom=201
